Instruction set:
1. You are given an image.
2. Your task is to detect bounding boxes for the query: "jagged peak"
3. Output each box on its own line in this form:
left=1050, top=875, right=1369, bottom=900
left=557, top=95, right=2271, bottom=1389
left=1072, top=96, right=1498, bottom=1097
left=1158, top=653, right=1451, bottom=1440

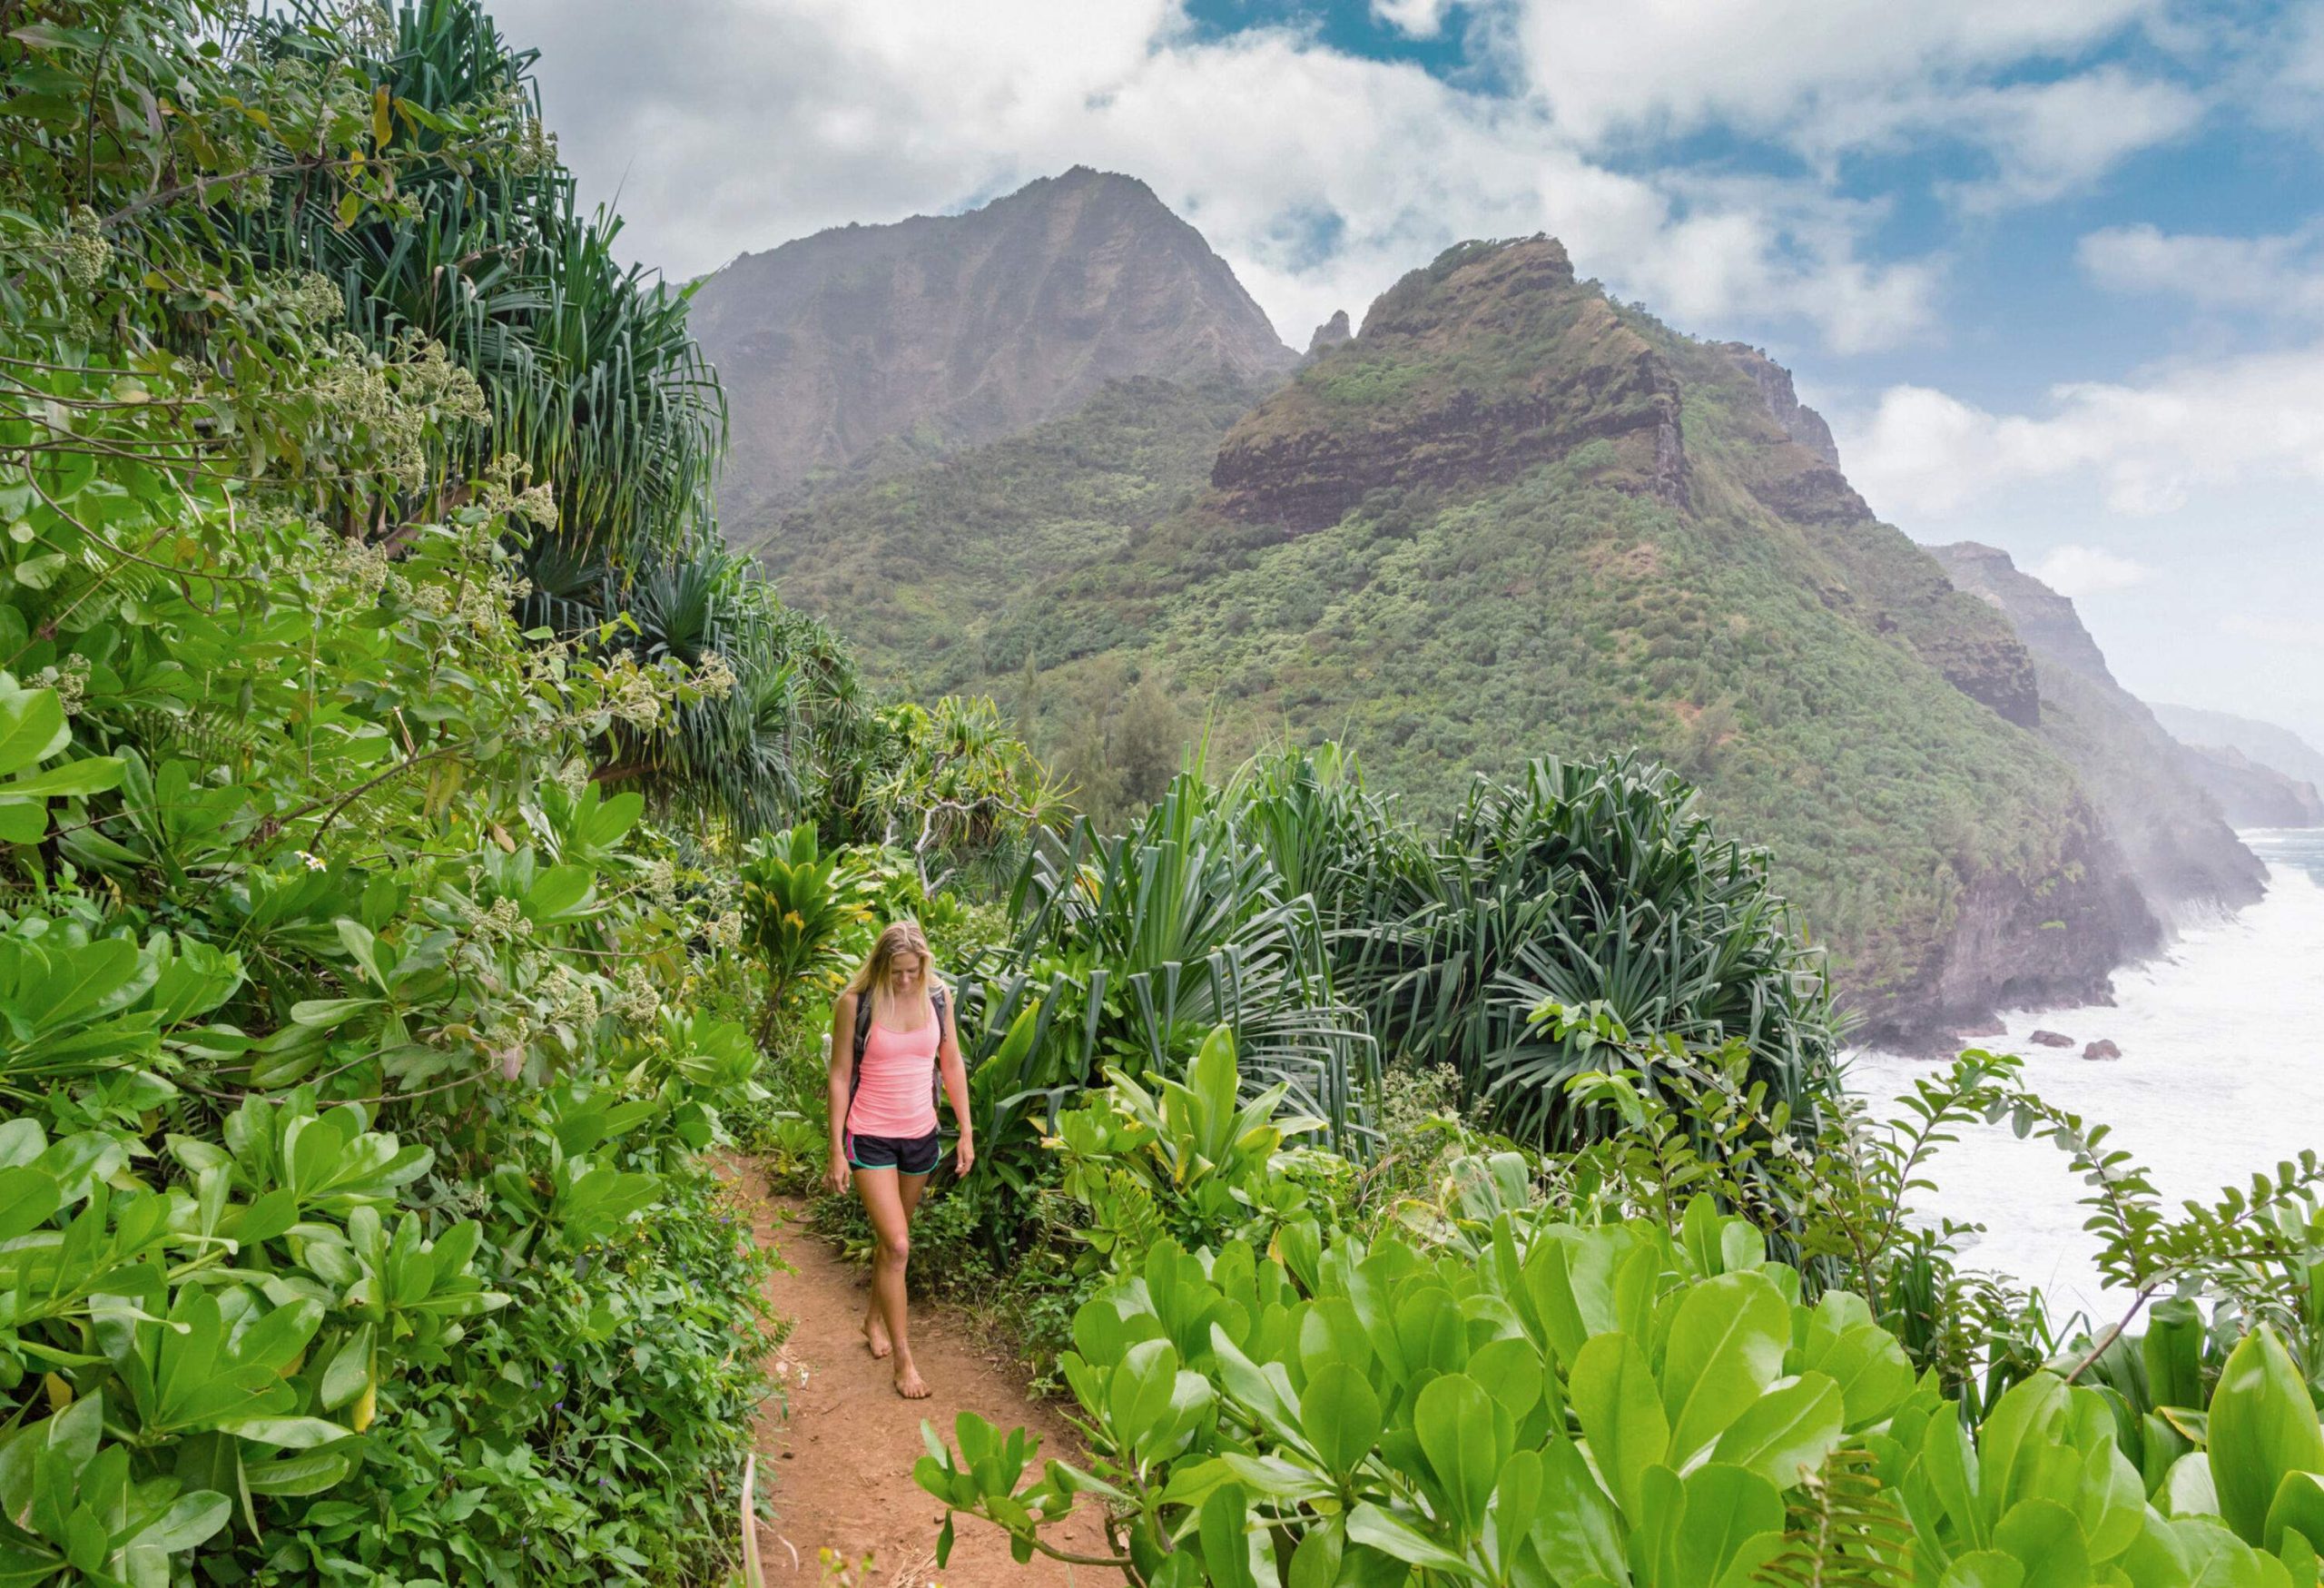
left=1305, top=309, right=1352, bottom=356
left=1715, top=342, right=1841, bottom=469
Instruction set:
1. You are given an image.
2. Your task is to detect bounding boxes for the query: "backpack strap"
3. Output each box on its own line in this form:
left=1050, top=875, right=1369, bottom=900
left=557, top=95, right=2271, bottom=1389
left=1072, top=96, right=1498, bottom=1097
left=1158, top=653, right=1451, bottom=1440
left=929, top=985, right=949, bottom=1115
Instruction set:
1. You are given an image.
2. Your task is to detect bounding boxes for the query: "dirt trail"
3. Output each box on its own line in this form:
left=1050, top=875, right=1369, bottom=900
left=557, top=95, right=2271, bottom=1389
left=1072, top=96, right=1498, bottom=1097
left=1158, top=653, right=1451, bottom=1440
left=724, top=1163, right=1124, bottom=1587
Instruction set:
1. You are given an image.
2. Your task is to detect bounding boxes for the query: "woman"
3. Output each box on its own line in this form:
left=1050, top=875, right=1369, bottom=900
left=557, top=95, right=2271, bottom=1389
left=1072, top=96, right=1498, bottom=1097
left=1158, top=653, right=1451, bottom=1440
left=824, top=920, right=973, bottom=1399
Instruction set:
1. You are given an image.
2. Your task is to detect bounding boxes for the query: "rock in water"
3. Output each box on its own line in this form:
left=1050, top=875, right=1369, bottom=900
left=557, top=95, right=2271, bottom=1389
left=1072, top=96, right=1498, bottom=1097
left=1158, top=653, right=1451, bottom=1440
left=2029, top=1030, right=2075, bottom=1048
left=2083, top=1039, right=2122, bottom=1060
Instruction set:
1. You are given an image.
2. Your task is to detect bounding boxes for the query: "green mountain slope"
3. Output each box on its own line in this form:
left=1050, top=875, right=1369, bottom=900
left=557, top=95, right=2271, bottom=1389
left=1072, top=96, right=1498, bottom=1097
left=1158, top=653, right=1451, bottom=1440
left=1930, top=542, right=2266, bottom=917
left=752, top=237, right=2157, bottom=1041
left=743, top=373, right=1264, bottom=687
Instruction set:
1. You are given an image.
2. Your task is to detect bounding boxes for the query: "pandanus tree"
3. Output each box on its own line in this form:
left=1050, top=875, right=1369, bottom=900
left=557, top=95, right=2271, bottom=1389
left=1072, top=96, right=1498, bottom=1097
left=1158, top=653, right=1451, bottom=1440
left=234, top=0, right=876, bottom=834
left=1231, top=745, right=1835, bottom=1151
left=956, top=769, right=1377, bottom=1182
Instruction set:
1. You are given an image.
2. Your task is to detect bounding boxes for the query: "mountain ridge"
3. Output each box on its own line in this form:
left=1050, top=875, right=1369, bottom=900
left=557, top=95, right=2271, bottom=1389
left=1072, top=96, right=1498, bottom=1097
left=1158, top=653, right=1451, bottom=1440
left=1928, top=540, right=2265, bottom=923
left=814, top=235, right=2156, bottom=1041
left=694, top=166, right=1298, bottom=513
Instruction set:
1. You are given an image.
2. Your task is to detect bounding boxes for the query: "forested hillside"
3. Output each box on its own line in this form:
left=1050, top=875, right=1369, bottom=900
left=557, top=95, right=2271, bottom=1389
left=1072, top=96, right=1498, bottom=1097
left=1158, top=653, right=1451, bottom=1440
left=770, top=239, right=2153, bottom=1042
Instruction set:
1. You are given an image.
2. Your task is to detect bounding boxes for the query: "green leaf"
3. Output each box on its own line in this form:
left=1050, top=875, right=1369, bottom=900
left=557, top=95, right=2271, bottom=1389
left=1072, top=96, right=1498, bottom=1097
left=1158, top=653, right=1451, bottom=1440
left=1300, top=1361, right=1383, bottom=1480
left=2268, top=1474, right=2324, bottom=1559
left=1344, top=1503, right=1470, bottom=1573
left=0, top=757, right=121, bottom=799
left=1197, top=1484, right=1266, bottom=1588
left=1661, top=1271, right=1789, bottom=1461
left=1679, top=1463, right=1784, bottom=1587
left=1571, top=1332, right=1669, bottom=1518
left=1710, top=1372, right=1844, bottom=1490
left=1938, top=1551, right=2028, bottom=1588
left=1993, top=1498, right=2090, bottom=1588
left=0, top=686, right=67, bottom=777
left=213, top=1416, right=352, bottom=1448
left=1413, top=1372, right=1498, bottom=1540
left=2211, top=1327, right=2324, bottom=1546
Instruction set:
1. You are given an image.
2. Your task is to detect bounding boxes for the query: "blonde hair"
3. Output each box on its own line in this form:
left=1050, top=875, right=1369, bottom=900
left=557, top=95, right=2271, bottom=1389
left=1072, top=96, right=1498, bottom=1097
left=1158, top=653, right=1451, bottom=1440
left=842, top=920, right=936, bottom=1009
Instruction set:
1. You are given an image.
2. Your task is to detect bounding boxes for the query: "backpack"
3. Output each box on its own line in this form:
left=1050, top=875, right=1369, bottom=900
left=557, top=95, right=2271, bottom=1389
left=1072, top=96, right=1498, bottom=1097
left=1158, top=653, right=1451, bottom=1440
left=847, top=983, right=949, bottom=1125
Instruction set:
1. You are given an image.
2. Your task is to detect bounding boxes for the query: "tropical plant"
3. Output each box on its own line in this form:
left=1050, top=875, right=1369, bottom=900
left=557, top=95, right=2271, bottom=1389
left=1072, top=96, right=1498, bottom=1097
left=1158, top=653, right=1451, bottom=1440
left=1047, top=1024, right=1344, bottom=1276
left=959, top=769, right=1378, bottom=1177
left=921, top=1162, right=2324, bottom=1588
left=737, top=823, right=875, bottom=1036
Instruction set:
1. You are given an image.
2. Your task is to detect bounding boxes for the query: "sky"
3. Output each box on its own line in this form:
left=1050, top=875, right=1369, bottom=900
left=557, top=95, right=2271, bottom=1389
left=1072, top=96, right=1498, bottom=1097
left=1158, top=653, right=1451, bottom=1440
left=491, top=0, right=2324, bottom=750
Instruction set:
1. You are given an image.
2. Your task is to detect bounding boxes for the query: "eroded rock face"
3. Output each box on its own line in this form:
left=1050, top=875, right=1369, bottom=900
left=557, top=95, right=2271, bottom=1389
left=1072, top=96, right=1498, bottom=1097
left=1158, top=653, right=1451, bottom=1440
left=2083, top=1039, right=2122, bottom=1060
left=1305, top=310, right=1352, bottom=356
left=693, top=166, right=1298, bottom=510
left=1209, top=239, right=1687, bottom=532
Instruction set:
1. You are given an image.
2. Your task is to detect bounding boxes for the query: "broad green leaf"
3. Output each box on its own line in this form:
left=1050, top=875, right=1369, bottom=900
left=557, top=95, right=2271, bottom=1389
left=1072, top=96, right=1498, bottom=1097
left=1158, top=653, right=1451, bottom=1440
left=1414, top=1372, right=1498, bottom=1540
left=2268, top=1475, right=2324, bottom=1558
left=1994, top=1498, right=2090, bottom=1588
left=1300, top=1361, right=1383, bottom=1479
left=1345, top=1503, right=1470, bottom=1573
left=1679, top=1463, right=1784, bottom=1587
left=1571, top=1332, right=1668, bottom=1518
left=213, top=1416, right=351, bottom=1448
left=2211, top=1327, right=2324, bottom=1546
left=1535, top=1435, right=1630, bottom=1587
left=1939, top=1551, right=2029, bottom=1588
left=1661, top=1270, right=1789, bottom=1461
left=1711, top=1372, right=1844, bottom=1491
left=0, top=686, right=68, bottom=777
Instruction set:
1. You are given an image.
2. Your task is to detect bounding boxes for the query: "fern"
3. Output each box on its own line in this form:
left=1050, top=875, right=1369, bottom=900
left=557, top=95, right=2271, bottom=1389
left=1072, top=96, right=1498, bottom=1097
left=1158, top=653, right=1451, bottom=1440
left=1751, top=1448, right=1915, bottom=1588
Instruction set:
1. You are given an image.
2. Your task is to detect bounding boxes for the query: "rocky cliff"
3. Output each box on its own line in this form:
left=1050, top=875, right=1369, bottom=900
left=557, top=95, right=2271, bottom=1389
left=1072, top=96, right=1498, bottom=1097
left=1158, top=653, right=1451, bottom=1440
left=731, top=201, right=2185, bottom=1046
left=2151, top=703, right=2324, bottom=826
left=1209, top=241, right=1688, bottom=531
left=966, top=237, right=2153, bottom=1045
left=2176, top=743, right=2324, bottom=828
left=693, top=167, right=1297, bottom=511
left=1930, top=542, right=2266, bottom=922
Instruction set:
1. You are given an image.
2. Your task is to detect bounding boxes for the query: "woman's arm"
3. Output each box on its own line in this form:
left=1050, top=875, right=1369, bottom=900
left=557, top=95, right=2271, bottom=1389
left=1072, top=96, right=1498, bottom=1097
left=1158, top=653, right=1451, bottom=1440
left=938, top=989, right=973, bottom=1176
left=825, top=992, right=855, bottom=1194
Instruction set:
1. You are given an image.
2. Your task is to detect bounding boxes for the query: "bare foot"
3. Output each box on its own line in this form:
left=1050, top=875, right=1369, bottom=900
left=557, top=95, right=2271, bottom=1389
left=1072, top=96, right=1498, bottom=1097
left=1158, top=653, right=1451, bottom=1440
left=862, top=1314, right=892, bottom=1360
left=893, top=1361, right=931, bottom=1399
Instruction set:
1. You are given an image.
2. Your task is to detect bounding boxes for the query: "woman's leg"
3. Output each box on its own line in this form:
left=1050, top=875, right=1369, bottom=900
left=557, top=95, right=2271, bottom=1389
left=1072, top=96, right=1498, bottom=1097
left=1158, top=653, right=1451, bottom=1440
left=853, top=1167, right=930, bottom=1398
left=860, top=1171, right=929, bottom=1358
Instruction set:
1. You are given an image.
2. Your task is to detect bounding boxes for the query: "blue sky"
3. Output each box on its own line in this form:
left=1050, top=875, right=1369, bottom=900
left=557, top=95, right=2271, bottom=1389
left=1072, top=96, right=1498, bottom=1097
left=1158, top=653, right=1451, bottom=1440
left=497, top=0, right=2324, bottom=751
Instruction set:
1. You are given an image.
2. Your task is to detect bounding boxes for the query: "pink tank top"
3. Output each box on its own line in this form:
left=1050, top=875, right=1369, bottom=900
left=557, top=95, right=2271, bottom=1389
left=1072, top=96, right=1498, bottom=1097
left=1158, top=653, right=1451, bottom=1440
left=845, top=993, right=940, bottom=1138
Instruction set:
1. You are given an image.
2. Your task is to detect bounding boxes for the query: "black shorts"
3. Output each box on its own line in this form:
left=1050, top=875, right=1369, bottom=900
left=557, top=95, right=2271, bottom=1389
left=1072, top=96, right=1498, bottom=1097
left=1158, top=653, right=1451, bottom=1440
left=844, top=1127, right=940, bottom=1176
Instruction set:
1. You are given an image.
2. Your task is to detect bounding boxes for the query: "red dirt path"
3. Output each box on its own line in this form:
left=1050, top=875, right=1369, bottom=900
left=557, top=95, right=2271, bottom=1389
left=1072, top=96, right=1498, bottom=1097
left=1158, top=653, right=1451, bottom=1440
left=723, top=1164, right=1125, bottom=1587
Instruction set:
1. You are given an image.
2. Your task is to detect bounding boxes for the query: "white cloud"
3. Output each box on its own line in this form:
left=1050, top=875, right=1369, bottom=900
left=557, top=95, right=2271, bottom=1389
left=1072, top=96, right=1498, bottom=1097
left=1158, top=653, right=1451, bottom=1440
left=1939, top=69, right=2202, bottom=209
left=496, top=0, right=1940, bottom=354
left=1505, top=0, right=2161, bottom=143
left=1841, top=342, right=2324, bottom=519
left=1373, top=0, right=1455, bottom=38
left=2029, top=545, right=2153, bottom=596
left=2079, top=222, right=2324, bottom=318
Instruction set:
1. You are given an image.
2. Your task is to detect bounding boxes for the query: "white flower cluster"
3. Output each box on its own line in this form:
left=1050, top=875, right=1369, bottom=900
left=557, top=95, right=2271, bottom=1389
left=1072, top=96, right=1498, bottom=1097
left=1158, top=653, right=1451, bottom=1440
left=691, top=650, right=738, bottom=700
left=612, top=965, right=660, bottom=1024
left=642, top=857, right=678, bottom=908
left=535, top=961, right=601, bottom=1028
left=32, top=654, right=91, bottom=716
left=275, top=270, right=347, bottom=328
left=608, top=666, right=665, bottom=730
left=463, top=894, right=531, bottom=942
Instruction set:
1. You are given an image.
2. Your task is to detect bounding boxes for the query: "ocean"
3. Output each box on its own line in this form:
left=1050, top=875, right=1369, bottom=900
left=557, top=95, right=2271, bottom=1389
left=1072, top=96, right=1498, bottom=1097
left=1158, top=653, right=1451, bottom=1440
left=1846, top=828, right=2324, bottom=1325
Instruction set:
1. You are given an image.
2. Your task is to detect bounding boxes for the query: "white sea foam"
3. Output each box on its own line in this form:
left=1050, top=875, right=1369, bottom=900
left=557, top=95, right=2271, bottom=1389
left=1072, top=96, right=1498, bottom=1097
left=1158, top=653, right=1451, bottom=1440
left=1846, top=836, right=2324, bottom=1323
